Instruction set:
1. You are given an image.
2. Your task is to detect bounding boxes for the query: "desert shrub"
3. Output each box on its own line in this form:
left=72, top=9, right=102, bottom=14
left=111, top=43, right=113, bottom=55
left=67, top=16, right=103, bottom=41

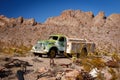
left=80, top=58, right=93, bottom=72
left=111, top=52, right=120, bottom=62
left=90, top=58, right=105, bottom=68
left=80, top=57, right=105, bottom=72
left=97, top=71, right=105, bottom=80
left=1, top=47, right=15, bottom=54
left=108, top=68, right=119, bottom=80
left=1, top=45, right=32, bottom=56
left=94, top=49, right=109, bottom=56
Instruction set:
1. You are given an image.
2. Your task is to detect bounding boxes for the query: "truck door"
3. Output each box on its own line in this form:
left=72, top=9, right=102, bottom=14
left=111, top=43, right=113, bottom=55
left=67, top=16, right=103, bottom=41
left=58, top=37, right=66, bottom=51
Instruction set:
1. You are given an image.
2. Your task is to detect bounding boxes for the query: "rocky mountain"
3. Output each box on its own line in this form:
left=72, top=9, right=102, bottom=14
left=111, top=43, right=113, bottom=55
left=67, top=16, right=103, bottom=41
left=0, top=10, right=120, bottom=53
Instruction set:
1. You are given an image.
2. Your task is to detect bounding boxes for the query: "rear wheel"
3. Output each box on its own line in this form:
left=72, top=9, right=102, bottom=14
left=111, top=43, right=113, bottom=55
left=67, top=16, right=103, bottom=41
left=48, top=49, right=57, bottom=58
left=80, top=48, right=88, bottom=57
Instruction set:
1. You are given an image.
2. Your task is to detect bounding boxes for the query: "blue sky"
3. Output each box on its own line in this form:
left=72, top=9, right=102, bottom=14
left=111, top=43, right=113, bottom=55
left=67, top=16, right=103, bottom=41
left=0, top=0, right=120, bottom=23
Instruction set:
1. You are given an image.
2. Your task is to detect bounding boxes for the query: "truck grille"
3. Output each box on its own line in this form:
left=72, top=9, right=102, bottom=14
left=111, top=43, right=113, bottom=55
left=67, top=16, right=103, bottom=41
left=35, top=43, right=43, bottom=50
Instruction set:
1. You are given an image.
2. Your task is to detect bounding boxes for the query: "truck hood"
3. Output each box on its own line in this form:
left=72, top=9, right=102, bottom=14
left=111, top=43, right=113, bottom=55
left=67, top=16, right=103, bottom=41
left=37, top=40, right=56, bottom=44
left=31, top=40, right=56, bottom=52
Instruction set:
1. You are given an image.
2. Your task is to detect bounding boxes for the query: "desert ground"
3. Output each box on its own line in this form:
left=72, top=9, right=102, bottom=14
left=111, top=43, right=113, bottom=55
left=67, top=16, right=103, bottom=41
left=0, top=52, right=120, bottom=80
left=0, top=53, right=77, bottom=80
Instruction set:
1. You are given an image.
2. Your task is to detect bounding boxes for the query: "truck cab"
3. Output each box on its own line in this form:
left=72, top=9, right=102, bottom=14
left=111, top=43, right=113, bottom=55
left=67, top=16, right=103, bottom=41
left=49, top=35, right=66, bottom=52
left=31, top=35, right=67, bottom=57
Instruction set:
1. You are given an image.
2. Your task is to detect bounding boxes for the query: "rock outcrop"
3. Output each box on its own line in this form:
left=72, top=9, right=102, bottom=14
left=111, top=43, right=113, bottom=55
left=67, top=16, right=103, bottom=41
left=0, top=10, right=120, bottom=53
left=44, top=10, right=120, bottom=53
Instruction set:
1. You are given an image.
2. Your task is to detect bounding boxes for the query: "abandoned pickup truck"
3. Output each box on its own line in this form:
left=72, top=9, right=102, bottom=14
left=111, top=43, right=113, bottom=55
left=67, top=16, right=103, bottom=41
left=31, top=34, right=95, bottom=58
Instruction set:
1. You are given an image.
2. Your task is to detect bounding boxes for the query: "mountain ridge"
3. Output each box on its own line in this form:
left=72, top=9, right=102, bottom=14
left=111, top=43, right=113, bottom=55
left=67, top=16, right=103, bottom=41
left=0, top=10, right=120, bottom=53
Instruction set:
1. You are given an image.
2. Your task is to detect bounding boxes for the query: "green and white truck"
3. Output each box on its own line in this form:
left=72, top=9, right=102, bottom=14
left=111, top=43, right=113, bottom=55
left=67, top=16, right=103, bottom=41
left=31, top=34, right=95, bottom=57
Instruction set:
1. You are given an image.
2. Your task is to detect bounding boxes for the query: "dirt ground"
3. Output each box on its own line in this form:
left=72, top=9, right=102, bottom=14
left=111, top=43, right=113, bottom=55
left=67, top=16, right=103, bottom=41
left=0, top=53, right=120, bottom=80
left=0, top=54, right=73, bottom=80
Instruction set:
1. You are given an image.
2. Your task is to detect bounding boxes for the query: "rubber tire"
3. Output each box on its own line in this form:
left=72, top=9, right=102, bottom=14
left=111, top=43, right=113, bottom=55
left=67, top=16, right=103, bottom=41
left=48, top=49, right=57, bottom=58
left=80, top=48, right=88, bottom=57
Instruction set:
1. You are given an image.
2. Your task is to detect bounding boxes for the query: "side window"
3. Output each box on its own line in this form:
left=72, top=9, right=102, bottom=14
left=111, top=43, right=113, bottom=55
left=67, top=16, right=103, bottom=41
left=59, top=37, right=65, bottom=42
left=52, top=36, right=58, bottom=40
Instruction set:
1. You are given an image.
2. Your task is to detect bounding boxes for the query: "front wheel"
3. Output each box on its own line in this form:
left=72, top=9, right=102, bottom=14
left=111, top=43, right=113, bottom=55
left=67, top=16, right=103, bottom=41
left=47, top=49, right=57, bottom=58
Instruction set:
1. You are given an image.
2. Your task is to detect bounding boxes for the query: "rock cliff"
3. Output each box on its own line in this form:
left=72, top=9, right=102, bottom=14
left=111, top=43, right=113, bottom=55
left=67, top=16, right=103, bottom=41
left=0, top=10, right=120, bottom=53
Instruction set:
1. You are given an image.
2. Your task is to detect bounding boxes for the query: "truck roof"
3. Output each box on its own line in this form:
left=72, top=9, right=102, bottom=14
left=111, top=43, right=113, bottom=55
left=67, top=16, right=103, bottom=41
left=67, top=38, right=86, bottom=43
left=49, top=34, right=66, bottom=37
left=50, top=34, right=87, bottom=41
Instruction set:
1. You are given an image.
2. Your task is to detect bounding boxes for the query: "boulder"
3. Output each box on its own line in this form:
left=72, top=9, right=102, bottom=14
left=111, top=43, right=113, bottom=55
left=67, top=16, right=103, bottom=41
left=23, top=18, right=37, bottom=26
left=61, top=69, right=80, bottom=80
left=17, top=17, right=23, bottom=24
left=93, top=12, right=106, bottom=27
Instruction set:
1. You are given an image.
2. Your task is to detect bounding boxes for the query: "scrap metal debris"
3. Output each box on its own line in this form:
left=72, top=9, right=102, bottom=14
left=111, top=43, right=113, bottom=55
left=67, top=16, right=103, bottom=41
left=4, top=58, right=31, bottom=70
left=0, top=67, right=12, bottom=79
left=16, top=69, right=25, bottom=80
left=0, top=57, right=32, bottom=79
left=36, top=65, right=95, bottom=80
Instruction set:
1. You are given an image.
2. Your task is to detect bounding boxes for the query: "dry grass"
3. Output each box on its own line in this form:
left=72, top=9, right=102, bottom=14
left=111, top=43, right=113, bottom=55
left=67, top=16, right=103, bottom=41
left=0, top=44, right=32, bottom=56
left=111, top=52, right=120, bottom=62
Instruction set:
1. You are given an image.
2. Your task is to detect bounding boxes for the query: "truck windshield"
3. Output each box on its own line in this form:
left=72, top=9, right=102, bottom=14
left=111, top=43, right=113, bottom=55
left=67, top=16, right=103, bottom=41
left=49, top=36, right=58, bottom=40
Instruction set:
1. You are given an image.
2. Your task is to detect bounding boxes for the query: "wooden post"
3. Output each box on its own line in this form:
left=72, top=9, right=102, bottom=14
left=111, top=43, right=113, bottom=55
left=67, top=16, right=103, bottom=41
left=50, top=58, right=54, bottom=67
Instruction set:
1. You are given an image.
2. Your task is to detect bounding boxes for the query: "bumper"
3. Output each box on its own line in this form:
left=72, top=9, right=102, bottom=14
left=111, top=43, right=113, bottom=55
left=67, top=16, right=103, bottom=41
left=31, top=49, right=48, bottom=54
